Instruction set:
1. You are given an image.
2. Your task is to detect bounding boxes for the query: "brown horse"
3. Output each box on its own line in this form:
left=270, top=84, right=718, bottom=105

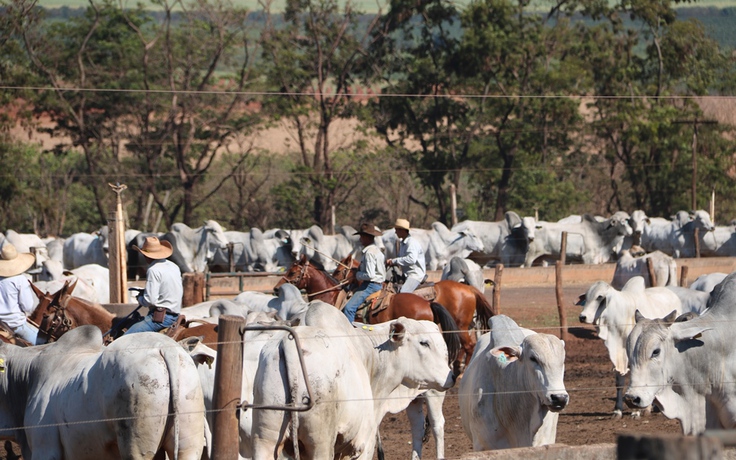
left=28, top=280, right=219, bottom=347
left=274, top=255, right=494, bottom=371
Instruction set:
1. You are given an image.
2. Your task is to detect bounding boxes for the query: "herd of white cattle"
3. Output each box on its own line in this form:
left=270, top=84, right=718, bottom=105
left=2, top=208, right=736, bottom=458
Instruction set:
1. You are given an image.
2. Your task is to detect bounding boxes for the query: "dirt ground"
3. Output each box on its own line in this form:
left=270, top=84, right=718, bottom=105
left=0, top=282, right=684, bottom=460
left=374, top=283, right=683, bottom=459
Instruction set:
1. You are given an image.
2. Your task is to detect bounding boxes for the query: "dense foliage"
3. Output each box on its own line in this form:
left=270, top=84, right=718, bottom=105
left=0, top=0, right=734, bottom=235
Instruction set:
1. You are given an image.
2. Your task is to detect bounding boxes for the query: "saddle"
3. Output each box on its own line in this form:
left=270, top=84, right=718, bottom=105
left=162, top=314, right=187, bottom=340
left=0, top=320, right=32, bottom=347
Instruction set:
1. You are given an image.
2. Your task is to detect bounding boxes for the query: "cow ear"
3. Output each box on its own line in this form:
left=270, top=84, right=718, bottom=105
left=389, top=321, right=406, bottom=343
left=663, top=310, right=678, bottom=324
left=490, top=346, right=519, bottom=366
left=634, top=310, right=645, bottom=323
left=671, top=322, right=711, bottom=343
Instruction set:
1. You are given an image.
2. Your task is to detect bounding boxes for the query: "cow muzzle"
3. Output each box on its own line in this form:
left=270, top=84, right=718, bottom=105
left=547, top=393, right=569, bottom=412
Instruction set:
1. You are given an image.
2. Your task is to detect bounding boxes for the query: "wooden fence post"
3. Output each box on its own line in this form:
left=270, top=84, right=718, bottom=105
left=212, top=315, right=245, bottom=460
left=694, top=228, right=701, bottom=258
left=555, top=260, right=569, bottom=342
left=647, top=258, right=658, bottom=287
left=680, top=265, right=689, bottom=288
left=182, top=272, right=205, bottom=307
left=492, top=264, right=503, bottom=315
left=559, top=231, right=568, bottom=265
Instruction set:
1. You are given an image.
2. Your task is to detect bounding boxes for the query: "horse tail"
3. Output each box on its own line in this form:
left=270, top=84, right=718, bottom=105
left=429, top=301, right=461, bottom=365
left=469, top=285, right=495, bottom=334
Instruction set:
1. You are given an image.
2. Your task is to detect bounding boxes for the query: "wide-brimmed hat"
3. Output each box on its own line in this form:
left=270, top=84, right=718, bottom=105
left=354, top=222, right=382, bottom=237
left=394, top=218, right=410, bottom=231
left=0, top=243, right=35, bottom=277
left=133, top=236, right=173, bottom=260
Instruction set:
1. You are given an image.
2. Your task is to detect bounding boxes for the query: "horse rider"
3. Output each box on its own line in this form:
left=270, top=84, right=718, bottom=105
left=124, top=236, right=183, bottom=335
left=0, top=243, right=38, bottom=344
left=342, top=222, right=386, bottom=323
left=386, top=218, right=426, bottom=293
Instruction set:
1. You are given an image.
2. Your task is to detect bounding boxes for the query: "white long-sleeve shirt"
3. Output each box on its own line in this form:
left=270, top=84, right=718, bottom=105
left=393, top=235, right=426, bottom=281
left=0, top=275, right=35, bottom=329
left=356, top=244, right=386, bottom=284
left=139, top=259, right=183, bottom=314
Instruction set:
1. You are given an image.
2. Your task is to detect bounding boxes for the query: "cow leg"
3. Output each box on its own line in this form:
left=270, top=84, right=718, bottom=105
left=407, top=396, right=426, bottom=460
left=613, top=371, right=625, bottom=419
left=424, top=390, right=447, bottom=460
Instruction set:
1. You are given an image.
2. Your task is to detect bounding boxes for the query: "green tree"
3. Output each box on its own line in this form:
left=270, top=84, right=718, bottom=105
left=259, top=0, right=382, bottom=232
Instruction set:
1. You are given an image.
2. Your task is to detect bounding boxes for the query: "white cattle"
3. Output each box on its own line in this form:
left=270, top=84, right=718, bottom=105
left=251, top=310, right=455, bottom=459
left=689, top=272, right=728, bottom=293
left=36, top=262, right=110, bottom=304
left=700, top=223, right=736, bottom=257
left=166, top=220, right=230, bottom=273
left=296, top=224, right=358, bottom=272
left=382, top=221, right=485, bottom=271
left=577, top=277, right=687, bottom=417
left=611, top=248, right=677, bottom=289
left=2, top=229, right=49, bottom=270
left=229, top=283, right=308, bottom=320
left=63, top=230, right=108, bottom=269
left=0, top=326, right=205, bottom=459
left=459, top=314, right=568, bottom=450
left=212, top=227, right=293, bottom=272
left=523, top=212, right=633, bottom=267
left=441, top=256, right=487, bottom=293
left=451, top=212, right=528, bottom=267
left=665, top=286, right=711, bottom=314
left=625, top=273, right=736, bottom=434
left=639, top=210, right=715, bottom=258
left=43, top=236, right=65, bottom=263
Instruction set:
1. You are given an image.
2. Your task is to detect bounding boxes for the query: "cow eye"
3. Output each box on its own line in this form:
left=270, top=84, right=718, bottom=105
left=596, top=295, right=603, bottom=301
left=529, top=355, right=538, bottom=364
left=420, top=340, right=431, bottom=348
left=651, top=348, right=660, bottom=359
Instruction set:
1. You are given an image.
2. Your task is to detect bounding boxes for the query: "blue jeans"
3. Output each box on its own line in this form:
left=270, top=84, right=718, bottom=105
left=343, top=282, right=382, bottom=323
left=15, top=321, right=39, bottom=345
left=124, top=309, right=179, bottom=335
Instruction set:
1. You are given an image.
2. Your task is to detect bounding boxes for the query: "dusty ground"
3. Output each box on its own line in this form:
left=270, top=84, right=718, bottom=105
left=0, top=283, right=684, bottom=460
left=374, top=284, right=683, bottom=459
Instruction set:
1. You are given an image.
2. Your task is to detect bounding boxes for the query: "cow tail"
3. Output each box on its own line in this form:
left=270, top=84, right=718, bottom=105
left=472, top=285, right=495, bottom=334
left=282, top=337, right=301, bottom=458
left=668, top=260, right=678, bottom=287
left=162, top=345, right=181, bottom=460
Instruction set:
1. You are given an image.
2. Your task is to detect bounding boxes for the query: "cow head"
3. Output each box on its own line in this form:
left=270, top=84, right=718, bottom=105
left=388, top=318, right=455, bottom=391
left=578, top=281, right=610, bottom=325
left=624, top=310, right=711, bottom=425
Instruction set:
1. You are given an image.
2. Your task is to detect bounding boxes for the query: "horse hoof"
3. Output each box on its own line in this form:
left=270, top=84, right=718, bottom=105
left=611, top=410, right=623, bottom=420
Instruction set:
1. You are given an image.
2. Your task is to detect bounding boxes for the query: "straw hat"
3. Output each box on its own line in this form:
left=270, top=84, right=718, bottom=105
left=354, top=222, right=383, bottom=237
left=0, top=243, right=35, bottom=277
left=132, top=236, right=173, bottom=260
left=394, top=219, right=410, bottom=231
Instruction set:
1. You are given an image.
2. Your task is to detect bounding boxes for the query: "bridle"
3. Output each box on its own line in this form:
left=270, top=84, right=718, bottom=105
left=280, top=258, right=354, bottom=299
left=28, top=294, right=74, bottom=343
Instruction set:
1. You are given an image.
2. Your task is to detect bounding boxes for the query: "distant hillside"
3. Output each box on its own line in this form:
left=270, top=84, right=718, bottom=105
left=39, top=5, right=736, bottom=51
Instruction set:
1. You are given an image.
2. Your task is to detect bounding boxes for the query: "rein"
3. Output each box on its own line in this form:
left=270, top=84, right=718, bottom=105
left=281, top=259, right=354, bottom=298
left=31, top=296, right=74, bottom=343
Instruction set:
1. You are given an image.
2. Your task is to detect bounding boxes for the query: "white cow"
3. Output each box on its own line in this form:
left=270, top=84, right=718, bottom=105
left=63, top=230, right=108, bottom=269
left=611, top=248, right=677, bottom=289
left=229, top=283, right=308, bottom=320
left=459, top=314, right=568, bottom=450
left=37, top=260, right=110, bottom=304
left=689, top=272, right=728, bottom=293
left=212, top=227, right=293, bottom=272
left=166, top=220, right=230, bottom=273
left=251, top=312, right=455, bottom=459
left=700, top=222, right=736, bottom=257
left=625, top=273, right=736, bottom=434
left=577, top=277, right=687, bottom=417
left=2, top=229, right=49, bottom=270
left=523, top=212, right=633, bottom=267
left=665, top=286, right=711, bottom=314
left=297, top=224, right=359, bottom=272
left=0, top=326, right=205, bottom=459
left=639, top=210, right=715, bottom=258
left=451, top=212, right=528, bottom=267
left=441, top=256, right=487, bottom=294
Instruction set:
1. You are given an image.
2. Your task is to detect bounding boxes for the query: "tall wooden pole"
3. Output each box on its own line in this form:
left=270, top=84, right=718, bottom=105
left=450, top=184, right=458, bottom=227
left=108, top=183, right=128, bottom=304
left=212, top=315, right=245, bottom=460
left=691, top=119, right=698, bottom=210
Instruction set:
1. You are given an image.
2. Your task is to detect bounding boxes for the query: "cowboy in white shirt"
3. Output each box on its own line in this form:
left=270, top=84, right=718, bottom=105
left=0, top=243, right=38, bottom=344
left=342, top=222, right=386, bottom=323
left=386, top=218, right=426, bottom=293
